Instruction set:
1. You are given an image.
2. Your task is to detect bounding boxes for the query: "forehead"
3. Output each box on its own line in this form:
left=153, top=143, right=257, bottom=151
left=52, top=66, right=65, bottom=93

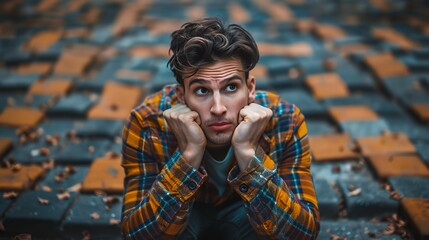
left=183, top=58, right=244, bottom=84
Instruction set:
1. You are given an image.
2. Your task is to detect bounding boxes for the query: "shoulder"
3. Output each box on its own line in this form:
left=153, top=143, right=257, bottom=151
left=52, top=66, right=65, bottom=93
left=254, top=90, right=298, bottom=117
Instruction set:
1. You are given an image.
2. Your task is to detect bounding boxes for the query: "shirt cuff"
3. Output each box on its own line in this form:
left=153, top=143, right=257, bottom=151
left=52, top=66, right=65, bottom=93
left=227, top=145, right=276, bottom=202
left=157, top=150, right=207, bottom=202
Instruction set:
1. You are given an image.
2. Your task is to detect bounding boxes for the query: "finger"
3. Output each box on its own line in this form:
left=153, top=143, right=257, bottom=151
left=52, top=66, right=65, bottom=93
left=188, top=111, right=201, bottom=125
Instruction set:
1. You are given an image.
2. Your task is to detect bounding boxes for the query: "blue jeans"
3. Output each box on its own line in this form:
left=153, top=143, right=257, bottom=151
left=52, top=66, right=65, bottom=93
left=179, top=200, right=261, bottom=240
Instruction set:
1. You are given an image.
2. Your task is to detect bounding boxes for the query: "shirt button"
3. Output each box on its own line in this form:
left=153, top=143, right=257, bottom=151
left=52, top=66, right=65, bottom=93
left=239, top=184, right=248, bottom=193
left=188, top=182, right=197, bottom=190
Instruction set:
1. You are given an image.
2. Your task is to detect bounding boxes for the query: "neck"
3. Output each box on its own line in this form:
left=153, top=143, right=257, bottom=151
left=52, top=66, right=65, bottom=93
left=207, top=145, right=230, bottom=161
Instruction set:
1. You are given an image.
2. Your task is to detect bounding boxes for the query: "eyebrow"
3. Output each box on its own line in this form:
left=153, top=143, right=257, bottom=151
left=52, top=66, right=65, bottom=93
left=188, top=75, right=243, bottom=88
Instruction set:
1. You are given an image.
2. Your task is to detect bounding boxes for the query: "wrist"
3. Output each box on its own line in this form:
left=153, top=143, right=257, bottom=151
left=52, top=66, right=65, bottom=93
left=233, top=146, right=255, bottom=171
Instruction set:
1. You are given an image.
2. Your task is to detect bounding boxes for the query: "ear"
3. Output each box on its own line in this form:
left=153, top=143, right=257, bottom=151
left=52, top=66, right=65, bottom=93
left=176, top=84, right=185, bottom=104
left=247, top=76, right=256, bottom=103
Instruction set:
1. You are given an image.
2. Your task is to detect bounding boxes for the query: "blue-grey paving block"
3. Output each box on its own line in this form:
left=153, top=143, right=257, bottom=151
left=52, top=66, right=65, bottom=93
left=388, top=176, right=429, bottom=198
left=385, top=118, right=429, bottom=141
left=399, top=55, right=429, bottom=72
left=76, top=119, right=124, bottom=139
left=2, top=190, right=77, bottom=237
left=381, top=75, right=424, bottom=101
left=90, top=25, right=113, bottom=44
left=339, top=180, right=399, bottom=219
left=9, top=142, right=59, bottom=164
left=53, top=139, right=111, bottom=165
left=37, top=166, right=89, bottom=192
left=339, top=120, right=390, bottom=139
left=259, top=56, right=305, bottom=89
left=62, top=194, right=122, bottom=239
left=0, top=127, right=19, bottom=144
left=336, top=66, right=376, bottom=92
left=311, top=161, right=374, bottom=185
left=146, top=63, right=177, bottom=94
left=306, top=119, right=336, bottom=136
left=0, top=74, right=39, bottom=90
left=319, top=220, right=402, bottom=240
left=0, top=192, right=13, bottom=218
left=414, top=140, right=429, bottom=164
left=297, top=57, right=327, bottom=76
left=47, top=93, right=95, bottom=118
left=38, top=119, right=79, bottom=139
left=277, top=89, right=327, bottom=119
left=1, top=50, right=32, bottom=64
left=110, top=142, right=122, bottom=156
left=314, top=179, right=340, bottom=219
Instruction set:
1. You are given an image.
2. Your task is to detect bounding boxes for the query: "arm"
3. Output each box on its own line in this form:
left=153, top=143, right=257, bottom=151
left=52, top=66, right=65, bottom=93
left=228, top=102, right=320, bottom=239
left=120, top=107, right=207, bottom=239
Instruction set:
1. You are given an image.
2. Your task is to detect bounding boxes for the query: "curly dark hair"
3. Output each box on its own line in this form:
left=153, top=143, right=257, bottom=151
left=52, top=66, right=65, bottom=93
left=167, top=17, right=259, bottom=85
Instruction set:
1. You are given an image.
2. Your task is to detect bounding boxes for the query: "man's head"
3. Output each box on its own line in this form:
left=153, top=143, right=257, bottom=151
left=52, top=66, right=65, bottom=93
left=167, top=18, right=260, bottom=149
left=167, top=17, right=259, bottom=85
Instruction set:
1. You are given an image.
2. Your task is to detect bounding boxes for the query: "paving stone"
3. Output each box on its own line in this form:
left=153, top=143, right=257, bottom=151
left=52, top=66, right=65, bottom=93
left=277, top=88, right=327, bottom=119
left=400, top=198, right=429, bottom=240
left=0, top=107, right=44, bottom=129
left=319, top=220, right=402, bottom=240
left=53, top=139, right=111, bottom=165
left=37, top=165, right=89, bottom=192
left=409, top=103, right=429, bottom=122
left=414, top=140, right=429, bottom=164
left=0, top=127, right=19, bottom=144
left=9, top=141, right=58, bottom=164
left=309, top=133, right=359, bottom=162
left=0, top=74, right=40, bottom=90
left=62, top=194, right=122, bottom=239
left=88, top=81, right=142, bottom=120
left=388, top=177, right=429, bottom=198
left=329, top=105, right=379, bottom=123
left=0, top=165, right=45, bottom=191
left=385, top=117, right=429, bottom=141
left=314, top=179, right=341, bottom=219
left=0, top=191, right=13, bottom=218
left=311, top=160, right=374, bottom=185
left=364, top=52, right=409, bottom=79
left=47, top=93, right=96, bottom=118
left=305, top=73, right=349, bottom=100
left=367, top=154, right=429, bottom=181
left=1, top=190, right=77, bottom=237
left=53, top=44, right=99, bottom=77
left=339, top=120, right=390, bottom=139
left=306, top=119, right=336, bottom=136
left=38, top=119, right=78, bottom=139
left=312, top=23, right=346, bottom=41
left=356, top=132, right=416, bottom=156
left=28, top=79, right=73, bottom=96
left=76, top=119, right=123, bottom=139
left=336, top=64, right=377, bottom=92
left=0, top=137, right=13, bottom=159
left=339, top=180, right=399, bottom=219
left=81, top=155, right=124, bottom=194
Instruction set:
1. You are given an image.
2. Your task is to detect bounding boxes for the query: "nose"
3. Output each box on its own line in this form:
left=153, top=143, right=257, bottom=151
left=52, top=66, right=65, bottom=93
left=210, top=92, right=227, bottom=115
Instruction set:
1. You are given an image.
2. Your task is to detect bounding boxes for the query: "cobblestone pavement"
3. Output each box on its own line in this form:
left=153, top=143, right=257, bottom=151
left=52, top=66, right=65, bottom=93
left=0, top=0, right=428, bottom=239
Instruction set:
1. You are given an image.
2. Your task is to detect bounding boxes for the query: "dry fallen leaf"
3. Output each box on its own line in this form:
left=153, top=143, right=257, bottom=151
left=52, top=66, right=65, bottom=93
left=38, top=197, right=49, bottom=205
left=3, top=192, right=18, bottom=199
left=90, top=212, right=100, bottom=220
left=330, top=234, right=347, bottom=240
left=57, top=191, right=71, bottom=200
left=364, top=230, right=377, bottom=238
left=347, top=188, right=362, bottom=197
left=41, top=185, right=53, bottom=192
left=67, top=183, right=82, bottom=192
left=109, top=218, right=120, bottom=225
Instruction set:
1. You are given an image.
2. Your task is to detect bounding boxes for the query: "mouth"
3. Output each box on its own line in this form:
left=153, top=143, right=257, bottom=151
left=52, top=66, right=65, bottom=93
left=208, top=121, right=232, bottom=131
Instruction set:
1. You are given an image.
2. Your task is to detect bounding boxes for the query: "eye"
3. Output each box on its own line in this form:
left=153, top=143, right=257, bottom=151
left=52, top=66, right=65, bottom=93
left=225, top=84, right=237, bottom=92
left=195, top=87, right=208, bottom=95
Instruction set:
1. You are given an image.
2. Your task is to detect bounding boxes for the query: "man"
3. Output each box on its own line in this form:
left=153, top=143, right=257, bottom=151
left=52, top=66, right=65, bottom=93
left=121, top=17, right=319, bottom=239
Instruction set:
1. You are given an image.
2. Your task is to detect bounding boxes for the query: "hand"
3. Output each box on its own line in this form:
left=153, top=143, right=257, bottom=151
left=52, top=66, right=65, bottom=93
left=232, top=103, right=272, bottom=170
left=163, top=104, right=206, bottom=168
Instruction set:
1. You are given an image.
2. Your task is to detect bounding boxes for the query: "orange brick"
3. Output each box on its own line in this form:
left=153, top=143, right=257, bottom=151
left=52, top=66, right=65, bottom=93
left=401, top=198, right=429, bottom=240
left=24, top=31, right=62, bottom=52
left=250, top=65, right=268, bottom=79
left=356, top=132, right=416, bottom=156
left=81, top=155, right=124, bottom=194
left=328, top=105, right=379, bottom=122
left=228, top=3, right=250, bottom=23
left=372, top=27, right=420, bottom=50
left=337, top=43, right=370, bottom=56
left=88, top=81, right=142, bottom=120
left=54, top=45, right=99, bottom=77
left=305, top=73, right=349, bottom=100
left=0, top=165, right=45, bottom=191
left=258, top=42, right=312, bottom=57
left=313, top=24, right=346, bottom=41
left=15, top=62, right=53, bottom=75
left=293, top=19, right=314, bottom=33
left=364, top=52, right=409, bottom=79
left=0, top=137, right=13, bottom=158
left=28, top=79, right=73, bottom=96
left=186, top=6, right=206, bottom=20
left=367, top=154, right=429, bottom=180
left=129, top=45, right=170, bottom=58
left=0, top=107, right=44, bottom=129
left=309, top=133, right=359, bottom=162
left=116, top=69, right=151, bottom=82
left=410, top=103, right=429, bottom=122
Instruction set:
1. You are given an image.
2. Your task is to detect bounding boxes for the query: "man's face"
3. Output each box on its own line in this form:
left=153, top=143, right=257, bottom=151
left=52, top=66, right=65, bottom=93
left=177, top=58, right=256, bottom=148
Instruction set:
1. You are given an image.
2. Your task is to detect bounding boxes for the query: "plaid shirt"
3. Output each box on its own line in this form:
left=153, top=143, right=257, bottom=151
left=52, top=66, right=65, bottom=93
left=121, top=85, right=320, bottom=239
